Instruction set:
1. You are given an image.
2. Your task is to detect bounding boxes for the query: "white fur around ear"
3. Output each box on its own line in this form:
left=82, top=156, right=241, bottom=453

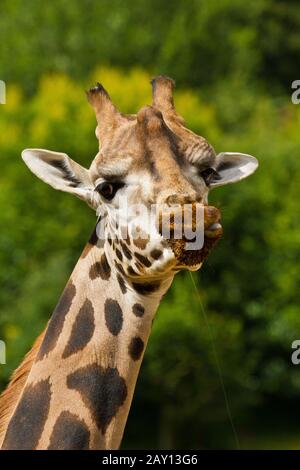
left=21, top=148, right=99, bottom=206
left=210, top=152, right=259, bottom=188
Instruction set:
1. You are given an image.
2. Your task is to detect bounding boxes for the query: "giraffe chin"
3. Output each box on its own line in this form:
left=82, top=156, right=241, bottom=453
left=167, top=229, right=223, bottom=270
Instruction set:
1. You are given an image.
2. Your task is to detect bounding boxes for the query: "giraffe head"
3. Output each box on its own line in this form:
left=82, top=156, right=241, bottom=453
left=22, top=76, right=258, bottom=279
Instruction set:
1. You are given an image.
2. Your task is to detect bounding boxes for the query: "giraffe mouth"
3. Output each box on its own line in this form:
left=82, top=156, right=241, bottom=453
left=159, top=205, right=223, bottom=268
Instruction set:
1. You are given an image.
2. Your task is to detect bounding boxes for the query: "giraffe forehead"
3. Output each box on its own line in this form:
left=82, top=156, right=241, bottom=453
left=90, top=112, right=211, bottom=181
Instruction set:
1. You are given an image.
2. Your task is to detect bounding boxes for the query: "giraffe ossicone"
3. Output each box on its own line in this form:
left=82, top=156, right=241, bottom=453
left=0, top=76, right=258, bottom=450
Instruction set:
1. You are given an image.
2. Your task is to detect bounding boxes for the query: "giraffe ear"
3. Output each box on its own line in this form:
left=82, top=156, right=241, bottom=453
left=209, top=152, right=259, bottom=188
left=22, top=148, right=99, bottom=207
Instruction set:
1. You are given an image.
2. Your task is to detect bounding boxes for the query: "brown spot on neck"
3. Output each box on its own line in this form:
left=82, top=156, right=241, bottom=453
left=150, top=249, right=163, bottom=260
left=62, top=299, right=95, bottom=359
left=120, top=240, right=132, bottom=260
left=131, top=280, right=161, bottom=296
left=1, top=378, right=52, bottom=450
left=134, top=252, right=152, bottom=267
left=104, top=299, right=123, bottom=336
left=48, top=411, right=90, bottom=450
left=117, top=273, right=127, bottom=294
left=0, top=330, right=45, bottom=447
left=132, top=303, right=145, bottom=317
left=67, top=364, right=127, bottom=435
left=128, top=337, right=144, bottom=361
left=36, top=280, right=76, bottom=361
left=89, top=253, right=111, bottom=281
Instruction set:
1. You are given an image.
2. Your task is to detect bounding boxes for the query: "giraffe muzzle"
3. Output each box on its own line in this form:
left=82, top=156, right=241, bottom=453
left=157, top=204, right=223, bottom=268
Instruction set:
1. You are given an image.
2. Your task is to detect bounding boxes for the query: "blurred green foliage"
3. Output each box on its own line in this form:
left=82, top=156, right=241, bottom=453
left=1, top=0, right=300, bottom=449
left=1, top=0, right=300, bottom=94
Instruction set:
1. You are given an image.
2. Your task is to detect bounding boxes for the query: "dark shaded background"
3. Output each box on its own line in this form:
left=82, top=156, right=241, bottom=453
left=1, top=0, right=300, bottom=449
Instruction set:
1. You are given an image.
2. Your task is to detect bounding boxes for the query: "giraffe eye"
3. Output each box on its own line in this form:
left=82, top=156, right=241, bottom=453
left=95, top=181, right=124, bottom=200
left=200, top=167, right=220, bottom=185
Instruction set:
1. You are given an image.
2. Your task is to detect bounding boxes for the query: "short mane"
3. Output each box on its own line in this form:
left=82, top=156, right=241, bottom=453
left=0, top=330, right=45, bottom=447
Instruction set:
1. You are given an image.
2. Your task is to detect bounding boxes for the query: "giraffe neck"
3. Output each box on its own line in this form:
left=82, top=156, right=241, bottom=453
left=1, top=230, right=174, bottom=450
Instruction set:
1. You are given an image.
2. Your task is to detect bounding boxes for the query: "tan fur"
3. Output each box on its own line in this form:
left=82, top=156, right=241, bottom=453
left=0, top=329, right=46, bottom=446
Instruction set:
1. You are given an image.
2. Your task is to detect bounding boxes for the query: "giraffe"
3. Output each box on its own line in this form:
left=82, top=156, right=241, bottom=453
left=0, top=76, right=258, bottom=450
